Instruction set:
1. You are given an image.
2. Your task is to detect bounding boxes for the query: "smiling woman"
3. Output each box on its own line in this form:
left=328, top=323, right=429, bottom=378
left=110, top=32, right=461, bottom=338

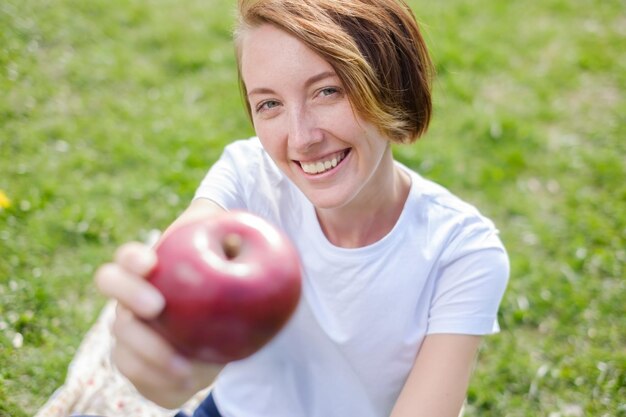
left=239, top=23, right=399, bottom=217
left=235, top=0, right=434, bottom=144
left=92, top=1, right=509, bottom=417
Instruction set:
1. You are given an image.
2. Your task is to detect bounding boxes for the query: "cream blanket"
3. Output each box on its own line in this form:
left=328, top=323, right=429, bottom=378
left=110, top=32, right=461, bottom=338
left=34, top=300, right=209, bottom=417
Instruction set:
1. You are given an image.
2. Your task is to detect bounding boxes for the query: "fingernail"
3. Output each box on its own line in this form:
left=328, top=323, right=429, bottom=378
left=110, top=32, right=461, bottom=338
left=138, top=289, right=165, bottom=314
left=139, top=249, right=157, bottom=271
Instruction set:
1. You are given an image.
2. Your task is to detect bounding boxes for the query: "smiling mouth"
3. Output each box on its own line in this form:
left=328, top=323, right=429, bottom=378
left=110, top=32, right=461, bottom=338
left=299, top=149, right=350, bottom=175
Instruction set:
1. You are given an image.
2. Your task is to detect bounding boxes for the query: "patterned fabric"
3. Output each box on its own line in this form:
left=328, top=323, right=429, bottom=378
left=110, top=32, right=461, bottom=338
left=34, top=300, right=210, bottom=417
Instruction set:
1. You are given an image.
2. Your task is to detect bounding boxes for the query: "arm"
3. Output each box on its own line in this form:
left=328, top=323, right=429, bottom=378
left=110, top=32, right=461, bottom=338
left=390, top=216, right=509, bottom=417
left=389, top=334, right=482, bottom=417
left=95, top=199, right=226, bottom=408
left=161, top=198, right=226, bottom=240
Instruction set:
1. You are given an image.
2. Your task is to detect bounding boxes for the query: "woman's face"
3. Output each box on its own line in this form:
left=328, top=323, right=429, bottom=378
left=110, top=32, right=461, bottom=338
left=240, top=23, right=392, bottom=211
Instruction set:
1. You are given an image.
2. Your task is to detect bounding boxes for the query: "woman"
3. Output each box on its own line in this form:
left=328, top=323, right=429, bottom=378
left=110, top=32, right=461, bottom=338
left=96, top=0, right=509, bottom=416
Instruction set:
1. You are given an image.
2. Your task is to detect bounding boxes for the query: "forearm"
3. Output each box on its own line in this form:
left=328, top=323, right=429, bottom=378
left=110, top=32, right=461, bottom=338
left=390, top=334, right=481, bottom=417
left=160, top=198, right=226, bottom=241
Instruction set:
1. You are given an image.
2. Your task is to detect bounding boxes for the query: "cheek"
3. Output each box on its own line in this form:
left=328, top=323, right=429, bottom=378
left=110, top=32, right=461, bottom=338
left=318, top=103, right=365, bottom=137
left=256, top=125, right=288, bottom=163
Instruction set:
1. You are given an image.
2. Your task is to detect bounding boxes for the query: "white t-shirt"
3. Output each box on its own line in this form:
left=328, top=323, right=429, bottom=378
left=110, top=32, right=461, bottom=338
left=193, top=137, right=509, bottom=417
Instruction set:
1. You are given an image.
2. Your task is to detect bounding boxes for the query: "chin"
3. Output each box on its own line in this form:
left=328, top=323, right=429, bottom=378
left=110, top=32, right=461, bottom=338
left=289, top=175, right=358, bottom=211
left=304, top=192, right=352, bottom=211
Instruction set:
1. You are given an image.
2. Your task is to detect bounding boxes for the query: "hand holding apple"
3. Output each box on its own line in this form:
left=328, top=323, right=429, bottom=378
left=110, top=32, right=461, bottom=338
left=145, top=211, right=302, bottom=364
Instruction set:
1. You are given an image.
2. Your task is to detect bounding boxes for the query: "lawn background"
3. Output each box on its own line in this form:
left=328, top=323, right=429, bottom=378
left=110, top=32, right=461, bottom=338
left=1, top=0, right=625, bottom=416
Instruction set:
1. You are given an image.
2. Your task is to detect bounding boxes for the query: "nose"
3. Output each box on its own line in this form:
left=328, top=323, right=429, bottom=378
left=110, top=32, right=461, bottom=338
left=288, top=106, right=323, bottom=152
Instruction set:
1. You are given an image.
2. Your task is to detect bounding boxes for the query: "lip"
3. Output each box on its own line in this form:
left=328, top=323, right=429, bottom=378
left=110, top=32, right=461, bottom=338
left=295, top=148, right=351, bottom=179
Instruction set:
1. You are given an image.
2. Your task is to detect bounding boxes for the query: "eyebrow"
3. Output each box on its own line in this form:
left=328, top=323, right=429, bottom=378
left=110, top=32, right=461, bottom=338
left=247, top=70, right=338, bottom=97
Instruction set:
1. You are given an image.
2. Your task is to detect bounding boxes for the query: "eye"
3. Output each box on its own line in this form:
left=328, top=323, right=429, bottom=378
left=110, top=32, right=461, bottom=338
left=319, top=87, right=340, bottom=97
left=256, top=99, right=281, bottom=113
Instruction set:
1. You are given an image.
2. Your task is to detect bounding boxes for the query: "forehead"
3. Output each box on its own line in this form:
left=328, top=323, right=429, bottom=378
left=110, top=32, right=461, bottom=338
left=239, top=23, right=335, bottom=87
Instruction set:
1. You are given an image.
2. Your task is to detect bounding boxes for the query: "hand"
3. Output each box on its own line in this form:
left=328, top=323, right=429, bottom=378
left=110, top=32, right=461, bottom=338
left=95, top=242, right=222, bottom=408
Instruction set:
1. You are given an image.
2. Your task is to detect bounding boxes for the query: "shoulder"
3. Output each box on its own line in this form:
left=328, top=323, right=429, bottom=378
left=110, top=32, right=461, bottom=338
left=222, top=137, right=285, bottom=182
left=403, top=166, right=492, bottom=224
left=400, top=163, right=505, bottom=256
left=219, top=137, right=300, bottom=221
left=222, top=137, right=269, bottom=165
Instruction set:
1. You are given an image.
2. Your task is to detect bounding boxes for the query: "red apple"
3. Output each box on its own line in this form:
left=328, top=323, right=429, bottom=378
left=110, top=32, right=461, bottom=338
left=145, top=211, right=302, bottom=363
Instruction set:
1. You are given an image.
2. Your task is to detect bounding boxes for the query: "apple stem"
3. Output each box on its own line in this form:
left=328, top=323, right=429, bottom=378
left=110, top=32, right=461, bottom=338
left=222, top=233, right=242, bottom=259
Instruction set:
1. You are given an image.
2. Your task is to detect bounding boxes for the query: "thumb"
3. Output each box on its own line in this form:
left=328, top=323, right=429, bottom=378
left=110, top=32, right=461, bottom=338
left=114, top=241, right=158, bottom=278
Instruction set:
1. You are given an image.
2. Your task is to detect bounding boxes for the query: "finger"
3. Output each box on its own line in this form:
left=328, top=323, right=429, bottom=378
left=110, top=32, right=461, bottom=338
left=114, top=241, right=158, bottom=277
left=95, top=263, right=164, bottom=318
left=112, top=336, right=191, bottom=393
left=113, top=339, right=198, bottom=409
left=113, top=305, right=192, bottom=379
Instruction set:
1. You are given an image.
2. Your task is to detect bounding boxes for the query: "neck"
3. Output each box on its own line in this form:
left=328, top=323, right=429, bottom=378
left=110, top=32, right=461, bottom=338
left=315, top=155, right=411, bottom=248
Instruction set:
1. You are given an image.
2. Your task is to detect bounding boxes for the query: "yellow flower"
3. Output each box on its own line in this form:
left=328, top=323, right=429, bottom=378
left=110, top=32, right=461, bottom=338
left=0, top=190, right=11, bottom=209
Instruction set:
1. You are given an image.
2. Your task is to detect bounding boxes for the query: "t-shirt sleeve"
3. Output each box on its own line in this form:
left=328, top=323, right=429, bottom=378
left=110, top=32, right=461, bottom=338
left=426, top=222, right=510, bottom=336
left=192, top=140, right=251, bottom=210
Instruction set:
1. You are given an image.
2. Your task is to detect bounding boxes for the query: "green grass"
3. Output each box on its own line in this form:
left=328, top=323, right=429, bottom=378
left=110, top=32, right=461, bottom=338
left=1, top=0, right=624, bottom=416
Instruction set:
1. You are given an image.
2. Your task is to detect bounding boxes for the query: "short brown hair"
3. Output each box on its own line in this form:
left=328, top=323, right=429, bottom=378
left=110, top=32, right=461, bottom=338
left=235, top=0, right=434, bottom=143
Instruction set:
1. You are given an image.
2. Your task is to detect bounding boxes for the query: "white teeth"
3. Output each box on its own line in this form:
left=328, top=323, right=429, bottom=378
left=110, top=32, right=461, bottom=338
left=301, top=151, right=346, bottom=174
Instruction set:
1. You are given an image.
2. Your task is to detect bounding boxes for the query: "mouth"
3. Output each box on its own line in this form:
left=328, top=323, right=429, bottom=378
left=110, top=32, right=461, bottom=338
left=298, top=149, right=350, bottom=175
